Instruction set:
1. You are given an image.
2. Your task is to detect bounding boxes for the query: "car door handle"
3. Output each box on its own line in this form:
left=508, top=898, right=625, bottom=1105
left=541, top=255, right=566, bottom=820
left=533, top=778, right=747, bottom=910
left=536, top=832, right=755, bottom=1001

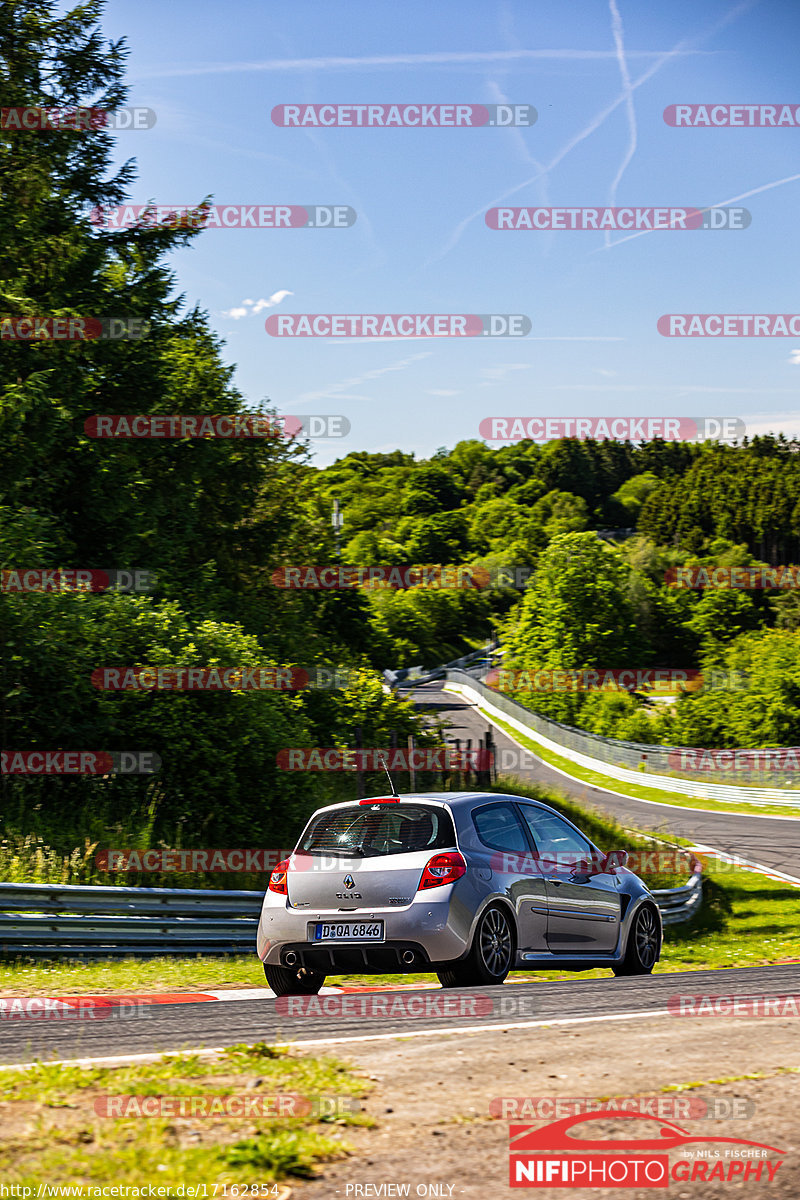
left=547, top=879, right=563, bottom=886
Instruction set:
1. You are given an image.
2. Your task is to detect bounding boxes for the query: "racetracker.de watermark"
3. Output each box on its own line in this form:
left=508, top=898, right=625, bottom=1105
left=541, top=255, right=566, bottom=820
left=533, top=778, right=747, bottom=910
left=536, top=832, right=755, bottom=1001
left=0, top=998, right=152, bottom=1020
left=667, top=747, right=800, bottom=773
left=486, top=206, right=750, bottom=230
left=271, top=103, right=536, bottom=127
left=1, top=106, right=156, bottom=130
left=488, top=849, right=703, bottom=877
left=93, top=1094, right=360, bottom=1118
left=276, top=747, right=493, bottom=771
left=265, top=314, right=530, bottom=337
left=491, top=1095, right=753, bottom=1120
left=83, top=414, right=350, bottom=439
left=659, top=314, right=800, bottom=336
left=89, top=204, right=355, bottom=229
left=1, top=751, right=160, bottom=775
left=486, top=668, right=714, bottom=694
left=91, top=665, right=366, bottom=690
left=269, top=564, right=490, bottom=589
left=278, top=745, right=659, bottom=776
left=1, top=569, right=154, bottom=593
left=0, top=317, right=149, bottom=340
left=479, top=416, right=745, bottom=442
left=666, top=565, right=800, bottom=589
left=664, top=103, right=800, bottom=126
left=91, top=666, right=309, bottom=691
left=275, top=993, right=538, bottom=1018
left=669, top=993, right=800, bottom=1016
left=96, top=848, right=293, bottom=872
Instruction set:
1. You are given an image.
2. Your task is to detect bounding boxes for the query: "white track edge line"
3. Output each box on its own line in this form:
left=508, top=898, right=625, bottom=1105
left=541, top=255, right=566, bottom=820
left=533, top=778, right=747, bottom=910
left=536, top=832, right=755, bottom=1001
left=697, top=851, right=800, bottom=887
left=279, top=1008, right=676, bottom=1046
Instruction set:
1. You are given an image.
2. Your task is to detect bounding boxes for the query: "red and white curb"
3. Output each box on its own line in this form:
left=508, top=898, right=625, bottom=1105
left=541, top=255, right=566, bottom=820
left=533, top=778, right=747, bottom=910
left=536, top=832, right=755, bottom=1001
left=686, top=845, right=800, bottom=887
left=0, top=986, right=338, bottom=1012
left=0, top=981, right=447, bottom=1012
left=3, top=855, right=795, bottom=1014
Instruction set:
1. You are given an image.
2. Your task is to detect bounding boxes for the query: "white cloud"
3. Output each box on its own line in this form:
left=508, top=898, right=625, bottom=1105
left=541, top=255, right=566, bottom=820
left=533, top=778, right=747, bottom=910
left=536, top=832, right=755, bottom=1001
left=605, top=0, right=638, bottom=249
left=295, top=351, right=433, bottom=403
left=428, top=0, right=755, bottom=266
left=480, top=363, right=532, bottom=386
left=550, top=383, right=800, bottom=393
left=597, top=171, right=800, bottom=253
left=222, top=291, right=294, bottom=319
left=739, top=411, right=800, bottom=438
left=427, top=389, right=461, bottom=396
left=136, top=48, right=715, bottom=81
left=789, top=349, right=800, bottom=365
left=261, top=291, right=294, bottom=309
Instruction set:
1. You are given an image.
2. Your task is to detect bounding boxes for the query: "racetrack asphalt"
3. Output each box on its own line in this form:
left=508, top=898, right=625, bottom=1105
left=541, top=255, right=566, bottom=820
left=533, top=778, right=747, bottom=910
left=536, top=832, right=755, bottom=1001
left=1, top=682, right=798, bottom=1069
left=1, top=964, right=798, bottom=1067
left=411, top=681, right=800, bottom=876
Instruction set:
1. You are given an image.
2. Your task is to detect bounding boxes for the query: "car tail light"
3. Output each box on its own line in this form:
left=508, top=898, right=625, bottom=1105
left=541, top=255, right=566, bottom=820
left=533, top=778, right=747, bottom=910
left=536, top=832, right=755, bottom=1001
left=417, top=851, right=467, bottom=890
left=358, top=796, right=399, bottom=805
left=268, top=858, right=290, bottom=895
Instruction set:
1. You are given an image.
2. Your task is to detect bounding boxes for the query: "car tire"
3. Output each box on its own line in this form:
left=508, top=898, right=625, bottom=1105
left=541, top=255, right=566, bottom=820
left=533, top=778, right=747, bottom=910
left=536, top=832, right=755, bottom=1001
left=612, top=903, right=660, bottom=976
left=436, top=904, right=515, bottom=988
left=264, top=962, right=326, bottom=996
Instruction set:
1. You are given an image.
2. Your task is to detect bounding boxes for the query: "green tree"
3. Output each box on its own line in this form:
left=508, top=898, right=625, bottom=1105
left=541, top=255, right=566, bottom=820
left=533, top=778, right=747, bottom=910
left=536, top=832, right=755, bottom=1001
left=503, top=532, right=646, bottom=722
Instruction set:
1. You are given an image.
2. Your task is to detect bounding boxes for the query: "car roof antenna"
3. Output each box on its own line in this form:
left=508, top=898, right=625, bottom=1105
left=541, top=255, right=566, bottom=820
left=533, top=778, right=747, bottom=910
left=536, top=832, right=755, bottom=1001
left=380, top=757, right=399, bottom=798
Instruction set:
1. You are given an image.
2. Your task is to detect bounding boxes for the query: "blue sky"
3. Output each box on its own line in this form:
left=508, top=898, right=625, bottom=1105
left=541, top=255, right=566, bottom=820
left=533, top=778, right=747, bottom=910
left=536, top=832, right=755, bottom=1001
left=99, top=0, right=799, bottom=465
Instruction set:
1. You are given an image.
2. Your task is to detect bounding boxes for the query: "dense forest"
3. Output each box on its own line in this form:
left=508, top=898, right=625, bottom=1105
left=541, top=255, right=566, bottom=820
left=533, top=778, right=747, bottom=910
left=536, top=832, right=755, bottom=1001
left=301, top=437, right=800, bottom=752
left=3, top=3, right=800, bottom=862
left=0, top=2, right=430, bottom=855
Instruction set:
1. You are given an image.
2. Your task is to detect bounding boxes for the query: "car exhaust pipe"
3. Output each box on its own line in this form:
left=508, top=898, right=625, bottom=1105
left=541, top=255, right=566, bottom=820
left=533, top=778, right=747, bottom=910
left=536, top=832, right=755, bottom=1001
left=401, top=950, right=415, bottom=964
left=284, top=951, right=298, bottom=966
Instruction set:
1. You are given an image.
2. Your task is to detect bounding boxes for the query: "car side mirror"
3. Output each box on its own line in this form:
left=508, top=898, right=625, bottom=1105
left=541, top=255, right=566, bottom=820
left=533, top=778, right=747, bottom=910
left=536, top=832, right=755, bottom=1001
left=603, top=850, right=629, bottom=872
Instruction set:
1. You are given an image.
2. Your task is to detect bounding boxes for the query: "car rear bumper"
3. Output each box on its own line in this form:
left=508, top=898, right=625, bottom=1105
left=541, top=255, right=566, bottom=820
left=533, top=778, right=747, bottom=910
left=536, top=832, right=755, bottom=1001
left=269, top=939, right=435, bottom=973
left=257, top=894, right=469, bottom=967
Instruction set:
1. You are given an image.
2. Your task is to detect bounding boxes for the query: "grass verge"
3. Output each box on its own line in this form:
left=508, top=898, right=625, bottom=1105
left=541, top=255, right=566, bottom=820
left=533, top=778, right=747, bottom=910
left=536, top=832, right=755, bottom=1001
left=0, top=1042, right=372, bottom=1187
left=1, top=772, right=797, bottom=996
left=1, top=869, right=798, bottom=994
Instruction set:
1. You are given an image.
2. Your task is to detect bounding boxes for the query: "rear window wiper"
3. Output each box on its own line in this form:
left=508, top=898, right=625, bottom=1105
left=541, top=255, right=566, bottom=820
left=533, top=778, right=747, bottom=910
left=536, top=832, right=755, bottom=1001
left=301, top=847, right=362, bottom=857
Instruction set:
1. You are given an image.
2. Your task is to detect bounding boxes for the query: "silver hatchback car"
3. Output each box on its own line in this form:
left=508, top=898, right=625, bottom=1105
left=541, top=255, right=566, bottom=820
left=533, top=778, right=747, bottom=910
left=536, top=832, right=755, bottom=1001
left=256, top=791, right=661, bottom=995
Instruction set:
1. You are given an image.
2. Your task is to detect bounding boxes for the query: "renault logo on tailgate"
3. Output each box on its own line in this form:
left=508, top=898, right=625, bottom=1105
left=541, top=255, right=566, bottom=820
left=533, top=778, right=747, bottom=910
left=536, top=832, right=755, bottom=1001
left=343, top=874, right=355, bottom=889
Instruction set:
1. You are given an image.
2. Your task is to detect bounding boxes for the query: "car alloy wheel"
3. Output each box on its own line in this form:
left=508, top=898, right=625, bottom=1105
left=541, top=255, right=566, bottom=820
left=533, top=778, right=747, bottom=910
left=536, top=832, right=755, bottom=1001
left=478, top=904, right=513, bottom=977
left=613, top=903, right=660, bottom=976
left=634, top=904, right=659, bottom=969
left=437, top=903, right=515, bottom=988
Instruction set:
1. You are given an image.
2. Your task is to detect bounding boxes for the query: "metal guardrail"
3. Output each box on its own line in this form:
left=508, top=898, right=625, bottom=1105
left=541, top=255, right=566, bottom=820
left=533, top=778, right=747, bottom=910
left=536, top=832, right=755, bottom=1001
left=444, top=671, right=800, bottom=808
left=0, top=882, right=262, bottom=957
left=384, top=643, right=499, bottom=691
left=650, top=873, right=703, bottom=926
left=0, top=868, right=701, bottom=958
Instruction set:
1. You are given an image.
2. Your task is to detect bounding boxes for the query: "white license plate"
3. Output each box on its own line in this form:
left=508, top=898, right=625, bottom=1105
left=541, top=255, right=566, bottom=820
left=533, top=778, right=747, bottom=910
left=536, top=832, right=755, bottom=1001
left=312, top=921, right=384, bottom=942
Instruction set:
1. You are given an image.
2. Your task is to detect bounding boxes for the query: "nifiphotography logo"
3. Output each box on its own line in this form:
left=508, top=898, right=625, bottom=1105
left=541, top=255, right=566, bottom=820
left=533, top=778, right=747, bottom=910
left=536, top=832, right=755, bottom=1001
left=508, top=1111, right=785, bottom=1188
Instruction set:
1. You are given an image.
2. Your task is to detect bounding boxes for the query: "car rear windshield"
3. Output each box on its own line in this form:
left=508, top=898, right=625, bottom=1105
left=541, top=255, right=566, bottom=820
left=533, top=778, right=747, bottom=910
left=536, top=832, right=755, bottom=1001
left=300, top=803, right=456, bottom=858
